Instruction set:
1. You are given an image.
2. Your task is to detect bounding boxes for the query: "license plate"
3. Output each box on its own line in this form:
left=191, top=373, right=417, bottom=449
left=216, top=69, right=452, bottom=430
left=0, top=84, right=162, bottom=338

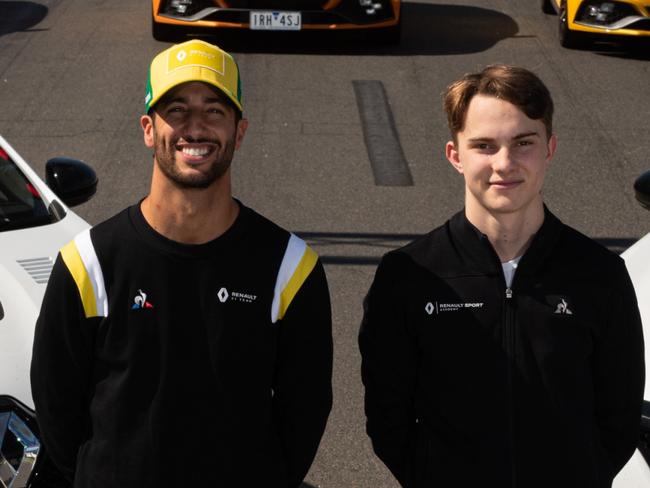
left=250, top=11, right=302, bottom=31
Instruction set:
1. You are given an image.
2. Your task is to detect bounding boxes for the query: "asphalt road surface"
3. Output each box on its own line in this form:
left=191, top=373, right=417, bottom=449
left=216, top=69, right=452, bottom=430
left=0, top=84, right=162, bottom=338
left=1, top=0, right=649, bottom=486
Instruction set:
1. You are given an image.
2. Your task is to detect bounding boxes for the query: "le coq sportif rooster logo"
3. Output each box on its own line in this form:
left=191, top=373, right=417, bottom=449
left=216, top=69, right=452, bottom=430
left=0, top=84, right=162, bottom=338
left=132, top=289, right=154, bottom=310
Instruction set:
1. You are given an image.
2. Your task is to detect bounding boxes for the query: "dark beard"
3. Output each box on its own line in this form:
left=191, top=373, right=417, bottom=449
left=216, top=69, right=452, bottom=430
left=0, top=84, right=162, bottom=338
left=153, top=135, right=236, bottom=189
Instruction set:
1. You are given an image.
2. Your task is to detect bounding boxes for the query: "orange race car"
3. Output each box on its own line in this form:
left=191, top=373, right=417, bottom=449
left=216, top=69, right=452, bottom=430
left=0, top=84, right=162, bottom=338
left=151, top=0, right=401, bottom=42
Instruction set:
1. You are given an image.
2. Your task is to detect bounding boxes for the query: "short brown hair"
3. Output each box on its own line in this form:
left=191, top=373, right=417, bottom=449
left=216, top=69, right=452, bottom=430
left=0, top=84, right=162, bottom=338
left=443, top=64, right=554, bottom=141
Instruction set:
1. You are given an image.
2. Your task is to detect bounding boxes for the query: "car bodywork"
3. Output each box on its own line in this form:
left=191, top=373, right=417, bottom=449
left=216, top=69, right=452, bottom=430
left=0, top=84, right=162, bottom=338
left=615, top=225, right=650, bottom=483
left=615, top=170, right=650, bottom=486
left=542, top=0, right=650, bottom=47
left=0, top=135, right=95, bottom=488
left=151, top=0, right=401, bottom=41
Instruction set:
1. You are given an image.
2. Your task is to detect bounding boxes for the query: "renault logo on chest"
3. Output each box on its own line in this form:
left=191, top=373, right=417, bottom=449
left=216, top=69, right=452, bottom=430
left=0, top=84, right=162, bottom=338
left=217, top=287, right=257, bottom=304
left=217, top=287, right=229, bottom=303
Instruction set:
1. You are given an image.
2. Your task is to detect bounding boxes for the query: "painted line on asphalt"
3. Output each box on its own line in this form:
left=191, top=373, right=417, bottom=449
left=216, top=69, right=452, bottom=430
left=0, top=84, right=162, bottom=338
left=353, top=80, right=413, bottom=187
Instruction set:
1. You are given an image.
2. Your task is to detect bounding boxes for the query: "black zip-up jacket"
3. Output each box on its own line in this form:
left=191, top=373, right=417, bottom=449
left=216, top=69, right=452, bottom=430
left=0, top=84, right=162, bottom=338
left=359, top=208, right=644, bottom=488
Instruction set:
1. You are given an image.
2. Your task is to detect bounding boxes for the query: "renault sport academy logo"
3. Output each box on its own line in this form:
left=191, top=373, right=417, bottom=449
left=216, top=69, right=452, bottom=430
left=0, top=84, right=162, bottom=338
left=132, top=289, right=154, bottom=309
left=425, top=300, right=484, bottom=315
left=217, top=287, right=257, bottom=304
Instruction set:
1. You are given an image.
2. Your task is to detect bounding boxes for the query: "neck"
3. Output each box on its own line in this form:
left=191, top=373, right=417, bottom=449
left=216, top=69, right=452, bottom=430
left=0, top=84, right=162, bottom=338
left=465, top=201, right=545, bottom=262
left=141, top=167, right=239, bottom=245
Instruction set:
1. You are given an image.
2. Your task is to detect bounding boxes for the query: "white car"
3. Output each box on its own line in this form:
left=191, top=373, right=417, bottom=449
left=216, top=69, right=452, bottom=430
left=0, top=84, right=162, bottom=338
left=0, top=134, right=96, bottom=487
left=616, top=169, right=650, bottom=487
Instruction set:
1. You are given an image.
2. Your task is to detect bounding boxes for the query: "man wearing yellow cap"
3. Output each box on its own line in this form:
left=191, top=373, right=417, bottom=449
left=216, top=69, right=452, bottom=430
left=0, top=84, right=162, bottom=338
left=31, top=40, right=333, bottom=488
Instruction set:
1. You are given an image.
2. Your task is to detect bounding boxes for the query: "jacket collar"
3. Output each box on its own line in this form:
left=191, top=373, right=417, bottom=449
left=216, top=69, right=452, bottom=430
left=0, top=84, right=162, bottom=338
left=448, top=206, right=564, bottom=277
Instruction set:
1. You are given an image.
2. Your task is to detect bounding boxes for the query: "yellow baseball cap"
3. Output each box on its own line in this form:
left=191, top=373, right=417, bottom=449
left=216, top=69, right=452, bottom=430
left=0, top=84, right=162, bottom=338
left=144, top=39, right=243, bottom=114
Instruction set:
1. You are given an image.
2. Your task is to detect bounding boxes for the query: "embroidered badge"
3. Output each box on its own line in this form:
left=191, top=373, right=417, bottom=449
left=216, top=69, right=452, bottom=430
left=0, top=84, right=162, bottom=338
left=132, top=289, right=154, bottom=309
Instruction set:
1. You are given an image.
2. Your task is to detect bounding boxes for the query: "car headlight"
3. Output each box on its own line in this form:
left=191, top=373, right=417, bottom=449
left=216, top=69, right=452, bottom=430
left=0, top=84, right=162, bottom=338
left=161, top=0, right=211, bottom=17
left=0, top=396, right=41, bottom=488
left=358, top=0, right=384, bottom=16
left=575, top=1, right=639, bottom=25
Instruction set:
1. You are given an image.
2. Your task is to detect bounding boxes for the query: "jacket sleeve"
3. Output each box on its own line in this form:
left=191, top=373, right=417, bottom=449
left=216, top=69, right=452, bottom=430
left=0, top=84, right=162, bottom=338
left=592, top=260, right=645, bottom=480
left=272, top=260, right=333, bottom=488
left=358, top=253, right=418, bottom=487
left=30, top=254, right=95, bottom=482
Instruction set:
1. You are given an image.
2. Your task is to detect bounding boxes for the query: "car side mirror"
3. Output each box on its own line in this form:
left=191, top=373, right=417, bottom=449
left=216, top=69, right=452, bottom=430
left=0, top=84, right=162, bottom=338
left=45, top=158, right=97, bottom=207
left=634, top=170, right=650, bottom=211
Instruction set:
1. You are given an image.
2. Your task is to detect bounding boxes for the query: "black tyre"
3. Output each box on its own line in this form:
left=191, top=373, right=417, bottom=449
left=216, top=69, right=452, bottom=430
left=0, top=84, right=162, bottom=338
left=558, top=2, right=586, bottom=49
left=541, top=0, right=555, bottom=14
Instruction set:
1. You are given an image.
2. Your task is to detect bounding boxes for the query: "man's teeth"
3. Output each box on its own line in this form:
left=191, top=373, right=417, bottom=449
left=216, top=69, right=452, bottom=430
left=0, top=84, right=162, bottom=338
left=182, top=147, right=210, bottom=156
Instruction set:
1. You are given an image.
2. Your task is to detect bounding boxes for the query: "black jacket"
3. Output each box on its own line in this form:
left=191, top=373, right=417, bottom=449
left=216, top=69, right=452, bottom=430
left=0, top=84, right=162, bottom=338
left=31, top=203, right=333, bottom=488
left=359, top=209, right=644, bottom=488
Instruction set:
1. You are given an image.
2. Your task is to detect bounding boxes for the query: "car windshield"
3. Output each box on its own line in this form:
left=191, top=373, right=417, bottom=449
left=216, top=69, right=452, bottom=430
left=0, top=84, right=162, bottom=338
left=0, top=147, right=52, bottom=231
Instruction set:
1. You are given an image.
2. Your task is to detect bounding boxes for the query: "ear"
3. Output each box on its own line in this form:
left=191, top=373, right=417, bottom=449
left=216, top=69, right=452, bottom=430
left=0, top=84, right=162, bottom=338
left=545, top=134, right=557, bottom=164
left=234, top=118, right=249, bottom=150
left=140, top=115, right=155, bottom=149
left=446, top=140, right=463, bottom=174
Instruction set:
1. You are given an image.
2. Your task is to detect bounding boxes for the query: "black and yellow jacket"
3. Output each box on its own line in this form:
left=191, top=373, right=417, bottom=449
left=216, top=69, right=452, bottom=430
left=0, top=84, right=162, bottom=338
left=359, top=208, right=644, bottom=488
left=31, top=202, right=333, bottom=488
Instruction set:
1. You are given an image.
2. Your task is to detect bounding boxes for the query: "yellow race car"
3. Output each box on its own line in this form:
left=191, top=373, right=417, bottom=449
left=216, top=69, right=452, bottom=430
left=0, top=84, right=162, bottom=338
left=151, top=0, right=401, bottom=43
left=542, top=0, right=650, bottom=48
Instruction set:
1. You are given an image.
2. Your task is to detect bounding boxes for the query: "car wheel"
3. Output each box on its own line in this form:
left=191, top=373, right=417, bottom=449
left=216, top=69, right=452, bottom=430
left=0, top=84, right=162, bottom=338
left=558, top=1, right=586, bottom=48
left=541, top=0, right=555, bottom=14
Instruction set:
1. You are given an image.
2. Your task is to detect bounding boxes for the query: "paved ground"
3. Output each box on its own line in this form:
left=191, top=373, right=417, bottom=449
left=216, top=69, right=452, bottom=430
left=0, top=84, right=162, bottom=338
left=1, top=0, right=649, bottom=485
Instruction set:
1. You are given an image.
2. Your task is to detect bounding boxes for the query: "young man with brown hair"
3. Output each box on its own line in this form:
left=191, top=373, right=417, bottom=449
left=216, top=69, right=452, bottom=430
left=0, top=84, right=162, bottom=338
left=31, top=40, right=332, bottom=488
left=359, top=64, right=644, bottom=487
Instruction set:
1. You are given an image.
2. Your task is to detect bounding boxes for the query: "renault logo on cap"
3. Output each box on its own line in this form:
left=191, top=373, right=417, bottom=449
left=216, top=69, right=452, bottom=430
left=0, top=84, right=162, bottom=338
left=167, top=43, right=226, bottom=75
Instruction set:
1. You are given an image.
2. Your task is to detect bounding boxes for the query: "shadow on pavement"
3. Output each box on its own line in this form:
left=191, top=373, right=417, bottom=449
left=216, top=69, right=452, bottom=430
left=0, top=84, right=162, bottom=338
left=295, top=231, right=638, bottom=266
left=174, top=3, right=519, bottom=56
left=595, top=237, right=638, bottom=255
left=297, top=230, right=420, bottom=266
left=592, top=38, right=650, bottom=61
left=0, top=1, right=48, bottom=37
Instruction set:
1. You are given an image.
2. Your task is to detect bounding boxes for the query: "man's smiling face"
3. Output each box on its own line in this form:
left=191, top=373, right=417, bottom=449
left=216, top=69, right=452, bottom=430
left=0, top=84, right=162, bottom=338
left=142, top=81, right=247, bottom=189
left=446, top=94, right=557, bottom=218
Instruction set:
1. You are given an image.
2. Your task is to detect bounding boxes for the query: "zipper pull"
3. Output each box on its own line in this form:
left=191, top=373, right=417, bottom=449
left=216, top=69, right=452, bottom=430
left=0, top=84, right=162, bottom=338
left=505, top=288, right=513, bottom=299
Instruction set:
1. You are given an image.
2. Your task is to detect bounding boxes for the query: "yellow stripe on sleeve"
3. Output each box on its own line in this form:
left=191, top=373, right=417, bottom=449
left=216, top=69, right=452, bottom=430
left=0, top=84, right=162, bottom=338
left=277, top=245, right=318, bottom=322
left=60, top=240, right=98, bottom=318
